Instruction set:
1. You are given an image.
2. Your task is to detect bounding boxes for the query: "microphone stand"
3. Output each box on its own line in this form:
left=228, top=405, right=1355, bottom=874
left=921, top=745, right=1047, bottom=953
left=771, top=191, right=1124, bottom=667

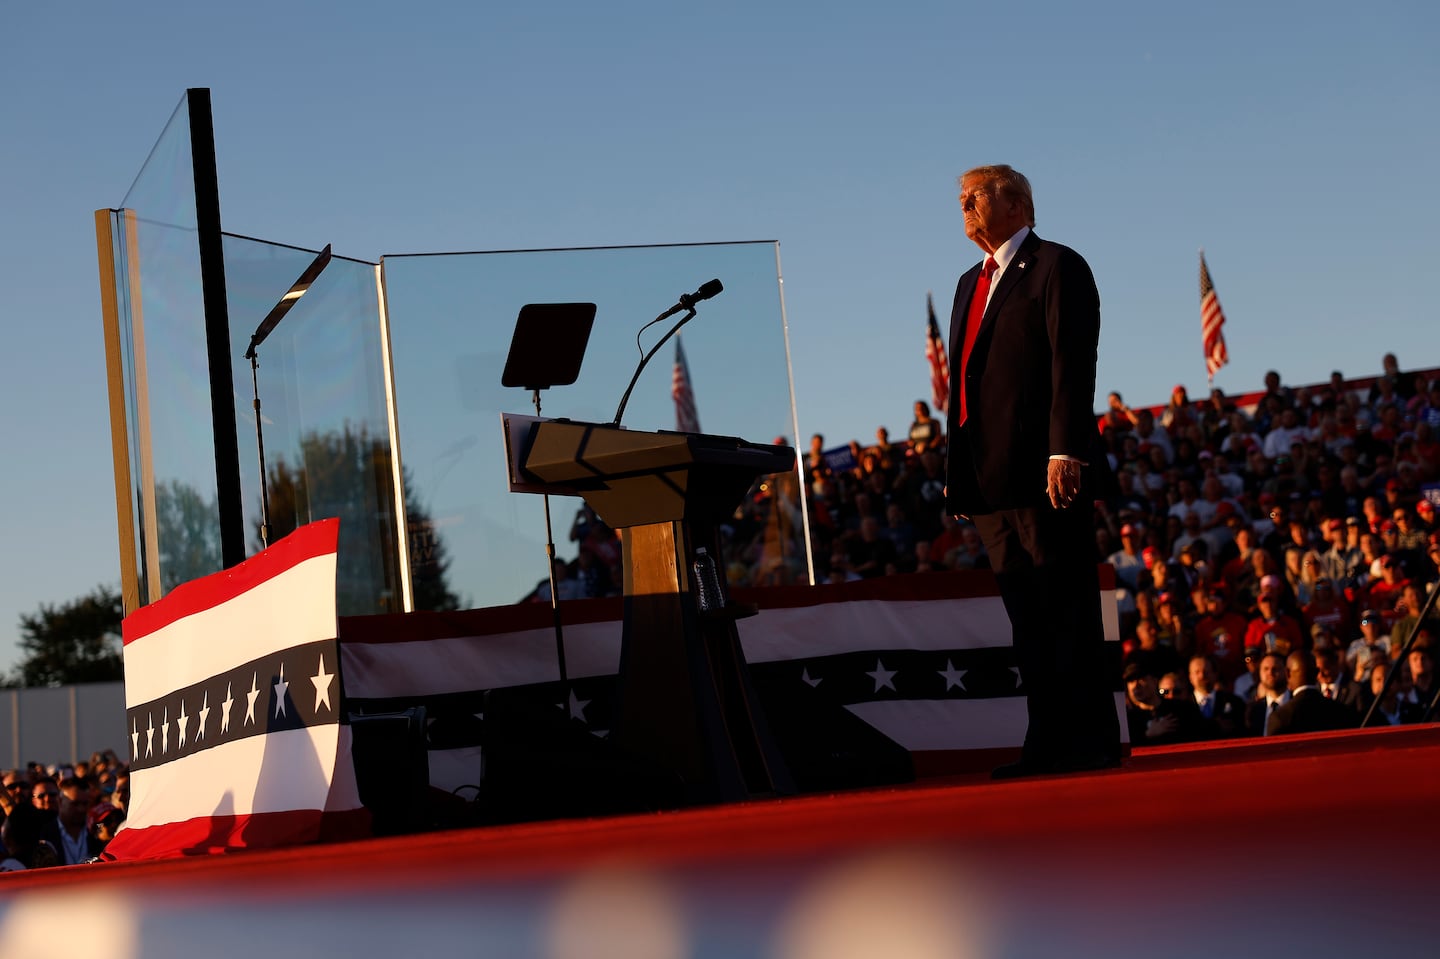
left=612, top=307, right=696, bottom=428
left=529, top=387, right=571, bottom=701
left=248, top=353, right=273, bottom=548
left=242, top=244, right=332, bottom=550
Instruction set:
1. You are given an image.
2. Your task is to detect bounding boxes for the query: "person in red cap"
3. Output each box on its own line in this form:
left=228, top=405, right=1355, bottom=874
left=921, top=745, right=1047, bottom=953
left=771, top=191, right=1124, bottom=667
left=1365, top=554, right=1411, bottom=611
left=1244, top=587, right=1305, bottom=656
left=1415, top=498, right=1438, bottom=537
left=86, top=801, right=124, bottom=857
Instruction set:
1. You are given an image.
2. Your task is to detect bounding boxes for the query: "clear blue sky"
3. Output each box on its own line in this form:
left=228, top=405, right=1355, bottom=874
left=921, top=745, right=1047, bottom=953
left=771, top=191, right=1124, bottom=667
left=2, top=1, right=1437, bottom=676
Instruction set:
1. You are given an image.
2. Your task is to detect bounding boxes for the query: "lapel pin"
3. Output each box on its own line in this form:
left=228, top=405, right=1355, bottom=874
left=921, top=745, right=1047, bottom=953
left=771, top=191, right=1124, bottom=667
left=1017, top=261, right=1027, bottom=270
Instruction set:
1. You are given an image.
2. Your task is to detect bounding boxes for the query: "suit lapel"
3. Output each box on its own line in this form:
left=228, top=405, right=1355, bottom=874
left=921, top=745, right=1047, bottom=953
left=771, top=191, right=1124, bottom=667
left=981, top=230, right=1043, bottom=326
left=968, top=230, right=1044, bottom=365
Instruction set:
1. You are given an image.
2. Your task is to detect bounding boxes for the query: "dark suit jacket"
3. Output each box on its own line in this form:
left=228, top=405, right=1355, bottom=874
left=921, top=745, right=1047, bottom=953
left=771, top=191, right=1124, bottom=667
left=1266, top=687, right=1359, bottom=736
left=1197, top=689, right=1247, bottom=738
left=944, top=229, right=1101, bottom=515
left=1245, top=696, right=1279, bottom=737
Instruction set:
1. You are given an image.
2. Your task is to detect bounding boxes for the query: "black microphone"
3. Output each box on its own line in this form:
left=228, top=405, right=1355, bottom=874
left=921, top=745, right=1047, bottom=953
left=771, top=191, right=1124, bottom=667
left=654, top=278, right=724, bottom=322
left=612, top=278, right=725, bottom=427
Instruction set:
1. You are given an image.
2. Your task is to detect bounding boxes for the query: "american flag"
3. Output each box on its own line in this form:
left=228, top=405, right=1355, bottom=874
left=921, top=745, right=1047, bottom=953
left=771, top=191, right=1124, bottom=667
left=104, top=519, right=365, bottom=861
left=673, top=335, right=701, bottom=433
left=925, top=292, right=950, bottom=414
left=339, top=568, right=1124, bottom=790
left=1199, top=251, right=1230, bottom=380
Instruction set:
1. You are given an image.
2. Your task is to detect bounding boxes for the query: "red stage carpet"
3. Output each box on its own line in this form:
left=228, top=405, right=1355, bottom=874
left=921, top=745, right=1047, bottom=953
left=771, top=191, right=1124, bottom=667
left=3, top=725, right=1439, bottom=956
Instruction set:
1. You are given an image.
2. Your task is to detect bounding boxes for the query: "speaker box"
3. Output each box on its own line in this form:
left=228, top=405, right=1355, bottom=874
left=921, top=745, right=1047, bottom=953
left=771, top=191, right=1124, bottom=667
left=479, top=687, right=685, bottom=824
left=349, top=707, right=431, bottom=836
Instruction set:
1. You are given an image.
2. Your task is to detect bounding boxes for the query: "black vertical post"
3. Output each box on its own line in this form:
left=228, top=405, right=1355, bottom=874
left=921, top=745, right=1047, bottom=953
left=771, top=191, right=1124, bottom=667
left=187, top=88, right=245, bottom=568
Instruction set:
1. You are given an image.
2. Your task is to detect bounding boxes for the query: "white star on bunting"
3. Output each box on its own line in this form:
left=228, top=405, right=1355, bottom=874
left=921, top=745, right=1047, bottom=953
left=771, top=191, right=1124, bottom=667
left=801, top=668, right=822, bottom=688
left=177, top=700, right=188, bottom=749
left=245, top=673, right=261, bottom=726
left=222, top=682, right=235, bottom=734
left=197, top=692, right=210, bottom=742
left=274, top=664, right=290, bottom=718
left=131, top=717, right=139, bottom=760
left=567, top=689, right=591, bottom=722
left=311, top=654, right=335, bottom=713
left=145, top=713, right=154, bottom=758
left=1010, top=666, right=1023, bottom=688
left=939, top=659, right=968, bottom=692
left=161, top=707, right=169, bottom=754
left=867, top=658, right=898, bottom=693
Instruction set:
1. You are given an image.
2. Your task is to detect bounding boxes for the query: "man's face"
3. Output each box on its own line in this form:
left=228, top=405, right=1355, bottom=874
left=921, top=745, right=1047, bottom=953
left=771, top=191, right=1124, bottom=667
left=1189, top=658, right=1214, bottom=692
left=59, top=788, right=92, bottom=830
left=1127, top=675, right=1157, bottom=707
left=1409, top=650, right=1432, bottom=683
left=959, top=174, right=1026, bottom=254
left=1400, top=587, right=1421, bottom=614
left=1259, top=655, right=1286, bottom=693
left=31, top=783, right=58, bottom=814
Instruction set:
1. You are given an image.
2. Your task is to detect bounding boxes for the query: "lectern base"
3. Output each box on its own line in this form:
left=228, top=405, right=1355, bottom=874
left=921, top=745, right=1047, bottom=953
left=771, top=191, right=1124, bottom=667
left=613, top=522, right=794, bottom=804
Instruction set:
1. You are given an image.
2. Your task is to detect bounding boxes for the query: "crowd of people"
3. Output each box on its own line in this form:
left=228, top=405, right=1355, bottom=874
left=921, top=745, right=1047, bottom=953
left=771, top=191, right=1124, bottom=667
left=526, top=355, right=1440, bottom=746
left=10, top=358, right=1438, bottom=868
left=786, top=352, right=1440, bottom=746
left=1098, top=357, right=1440, bottom=743
left=0, top=751, right=127, bottom=870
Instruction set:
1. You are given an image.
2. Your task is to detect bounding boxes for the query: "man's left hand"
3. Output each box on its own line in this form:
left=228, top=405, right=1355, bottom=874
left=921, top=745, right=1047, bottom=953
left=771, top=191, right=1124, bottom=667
left=1047, top=459, right=1082, bottom=510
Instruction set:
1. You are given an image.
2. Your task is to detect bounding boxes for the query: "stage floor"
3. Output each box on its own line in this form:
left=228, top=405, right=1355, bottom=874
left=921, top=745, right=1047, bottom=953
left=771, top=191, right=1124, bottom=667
left=3, top=725, right=1439, bottom=957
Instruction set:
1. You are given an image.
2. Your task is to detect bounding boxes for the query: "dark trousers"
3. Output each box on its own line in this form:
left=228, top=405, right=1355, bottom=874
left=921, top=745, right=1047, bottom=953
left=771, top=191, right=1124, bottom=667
left=973, top=501, right=1120, bottom=765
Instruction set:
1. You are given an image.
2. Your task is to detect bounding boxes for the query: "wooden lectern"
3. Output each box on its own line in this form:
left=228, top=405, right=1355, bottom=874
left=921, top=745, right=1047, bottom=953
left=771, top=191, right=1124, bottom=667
left=520, top=419, right=796, bottom=803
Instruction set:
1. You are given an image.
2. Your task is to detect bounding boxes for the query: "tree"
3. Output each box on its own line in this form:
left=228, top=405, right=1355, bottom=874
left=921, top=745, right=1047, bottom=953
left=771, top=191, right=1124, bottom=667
left=404, top=470, right=463, bottom=612
left=155, top=478, right=223, bottom=593
left=262, top=423, right=462, bottom=614
left=12, top=586, right=123, bottom=687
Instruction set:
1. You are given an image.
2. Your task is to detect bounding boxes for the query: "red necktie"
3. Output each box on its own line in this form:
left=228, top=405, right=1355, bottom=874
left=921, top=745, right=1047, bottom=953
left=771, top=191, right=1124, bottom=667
left=956, top=257, right=998, bottom=427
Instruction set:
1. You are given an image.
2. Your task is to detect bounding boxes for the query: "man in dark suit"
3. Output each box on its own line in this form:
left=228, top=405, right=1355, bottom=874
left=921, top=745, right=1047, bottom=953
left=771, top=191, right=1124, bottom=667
left=1188, top=655, right=1247, bottom=738
left=943, top=164, right=1120, bottom=778
left=1245, top=650, right=1291, bottom=736
left=1267, top=651, right=1359, bottom=736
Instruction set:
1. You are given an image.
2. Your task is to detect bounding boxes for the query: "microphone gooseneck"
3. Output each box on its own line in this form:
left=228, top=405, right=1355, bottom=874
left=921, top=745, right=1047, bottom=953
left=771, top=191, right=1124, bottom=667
left=612, top=279, right=723, bottom=428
